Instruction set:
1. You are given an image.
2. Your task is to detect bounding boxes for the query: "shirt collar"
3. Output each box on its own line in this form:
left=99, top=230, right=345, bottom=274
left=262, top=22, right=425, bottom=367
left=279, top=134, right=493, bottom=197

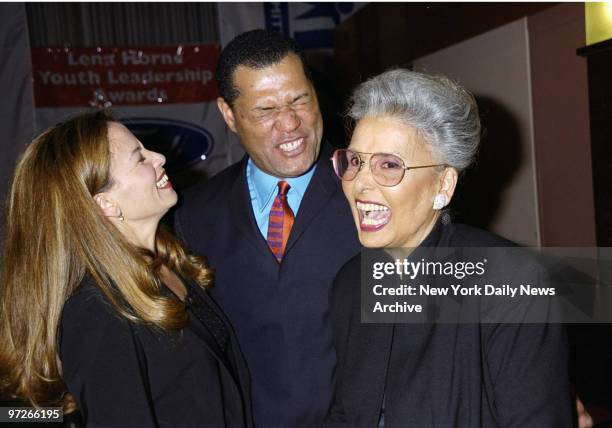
left=247, top=158, right=317, bottom=213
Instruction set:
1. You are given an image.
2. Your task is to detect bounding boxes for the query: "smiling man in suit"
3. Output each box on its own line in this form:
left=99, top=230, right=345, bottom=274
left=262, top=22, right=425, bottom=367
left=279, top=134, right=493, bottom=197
left=174, top=30, right=360, bottom=427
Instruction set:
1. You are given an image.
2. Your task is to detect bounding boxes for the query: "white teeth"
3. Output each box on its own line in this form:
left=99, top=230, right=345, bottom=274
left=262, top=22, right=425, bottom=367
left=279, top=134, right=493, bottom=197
left=356, top=201, right=389, bottom=212
left=156, top=174, right=169, bottom=188
left=279, top=138, right=304, bottom=152
left=362, top=217, right=388, bottom=226
left=357, top=201, right=390, bottom=228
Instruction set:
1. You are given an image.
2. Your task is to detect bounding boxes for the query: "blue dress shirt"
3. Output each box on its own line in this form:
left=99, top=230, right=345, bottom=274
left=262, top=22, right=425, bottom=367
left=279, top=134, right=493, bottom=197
left=246, top=158, right=316, bottom=237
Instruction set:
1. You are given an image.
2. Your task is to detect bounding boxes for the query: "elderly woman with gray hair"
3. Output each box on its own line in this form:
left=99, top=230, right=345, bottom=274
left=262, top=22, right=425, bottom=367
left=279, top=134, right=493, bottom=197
left=326, top=69, right=573, bottom=427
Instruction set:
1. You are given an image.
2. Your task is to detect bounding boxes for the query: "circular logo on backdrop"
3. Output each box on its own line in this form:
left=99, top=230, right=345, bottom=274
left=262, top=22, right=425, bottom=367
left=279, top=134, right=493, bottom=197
left=121, top=117, right=214, bottom=175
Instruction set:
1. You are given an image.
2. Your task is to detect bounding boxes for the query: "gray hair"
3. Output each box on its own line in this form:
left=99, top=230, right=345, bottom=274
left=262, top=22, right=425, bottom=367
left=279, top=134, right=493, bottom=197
left=348, top=68, right=481, bottom=172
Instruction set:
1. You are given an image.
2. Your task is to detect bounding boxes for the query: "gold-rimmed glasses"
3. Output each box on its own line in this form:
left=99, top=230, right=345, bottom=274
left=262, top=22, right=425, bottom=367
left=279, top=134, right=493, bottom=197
left=331, top=148, right=445, bottom=187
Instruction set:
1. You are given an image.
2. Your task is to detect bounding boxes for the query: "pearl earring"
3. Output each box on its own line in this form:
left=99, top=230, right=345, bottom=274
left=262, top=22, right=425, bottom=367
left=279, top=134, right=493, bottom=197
left=433, top=194, right=447, bottom=210
left=118, top=211, right=124, bottom=222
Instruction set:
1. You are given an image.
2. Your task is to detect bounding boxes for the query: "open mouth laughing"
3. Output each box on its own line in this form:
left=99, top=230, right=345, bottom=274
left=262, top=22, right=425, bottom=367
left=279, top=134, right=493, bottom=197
left=356, top=200, right=391, bottom=231
left=278, top=137, right=305, bottom=155
left=156, top=172, right=172, bottom=190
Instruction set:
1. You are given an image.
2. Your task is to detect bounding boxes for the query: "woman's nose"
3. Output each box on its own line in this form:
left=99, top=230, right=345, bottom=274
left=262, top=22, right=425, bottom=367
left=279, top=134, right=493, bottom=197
left=149, top=150, right=166, bottom=168
left=353, top=160, right=376, bottom=192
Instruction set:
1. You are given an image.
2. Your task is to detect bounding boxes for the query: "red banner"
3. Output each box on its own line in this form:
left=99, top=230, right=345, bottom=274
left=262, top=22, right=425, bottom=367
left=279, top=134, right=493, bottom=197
left=31, top=45, right=220, bottom=107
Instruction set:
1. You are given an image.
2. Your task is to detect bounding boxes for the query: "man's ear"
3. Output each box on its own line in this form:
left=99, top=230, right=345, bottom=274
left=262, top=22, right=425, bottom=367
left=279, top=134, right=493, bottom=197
left=93, top=192, right=120, bottom=219
left=217, top=97, right=238, bottom=133
left=438, top=167, right=459, bottom=205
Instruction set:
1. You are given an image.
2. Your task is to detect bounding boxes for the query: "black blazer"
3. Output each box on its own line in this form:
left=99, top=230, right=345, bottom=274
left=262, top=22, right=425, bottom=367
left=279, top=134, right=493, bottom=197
left=60, top=276, right=253, bottom=428
left=328, top=219, right=573, bottom=427
left=174, top=144, right=361, bottom=427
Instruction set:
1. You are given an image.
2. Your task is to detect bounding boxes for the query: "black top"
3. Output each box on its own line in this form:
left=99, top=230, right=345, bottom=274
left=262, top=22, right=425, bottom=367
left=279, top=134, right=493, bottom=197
left=60, top=276, right=253, bottom=428
left=327, top=219, right=573, bottom=427
left=156, top=278, right=231, bottom=358
left=184, top=280, right=231, bottom=367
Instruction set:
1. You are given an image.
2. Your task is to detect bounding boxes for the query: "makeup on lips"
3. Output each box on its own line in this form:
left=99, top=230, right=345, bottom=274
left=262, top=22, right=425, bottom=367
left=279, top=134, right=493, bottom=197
left=156, top=172, right=172, bottom=190
left=356, top=199, right=391, bottom=231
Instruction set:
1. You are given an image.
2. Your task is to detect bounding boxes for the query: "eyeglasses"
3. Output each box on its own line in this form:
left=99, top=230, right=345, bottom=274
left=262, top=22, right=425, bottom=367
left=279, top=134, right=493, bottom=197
left=330, top=149, right=445, bottom=187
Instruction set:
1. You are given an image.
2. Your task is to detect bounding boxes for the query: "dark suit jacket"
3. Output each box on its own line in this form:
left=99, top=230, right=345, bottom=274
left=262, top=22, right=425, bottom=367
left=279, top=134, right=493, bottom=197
left=60, top=276, right=253, bottom=428
left=174, top=144, right=361, bottom=427
left=328, top=219, right=573, bottom=427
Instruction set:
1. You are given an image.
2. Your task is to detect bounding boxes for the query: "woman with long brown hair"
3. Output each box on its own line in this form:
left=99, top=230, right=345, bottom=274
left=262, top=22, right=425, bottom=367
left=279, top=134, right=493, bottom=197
left=0, top=110, right=252, bottom=427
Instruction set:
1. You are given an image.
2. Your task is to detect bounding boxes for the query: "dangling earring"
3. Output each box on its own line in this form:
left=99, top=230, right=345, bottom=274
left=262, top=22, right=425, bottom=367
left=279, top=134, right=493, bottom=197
left=433, top=193, right=447, bottom=210
left=118, top=210, right=124, bottom=222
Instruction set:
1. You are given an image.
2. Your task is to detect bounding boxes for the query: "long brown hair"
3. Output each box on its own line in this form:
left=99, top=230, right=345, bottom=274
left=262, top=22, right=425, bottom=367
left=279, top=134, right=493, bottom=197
left=0, top=110, right=213, bottom=410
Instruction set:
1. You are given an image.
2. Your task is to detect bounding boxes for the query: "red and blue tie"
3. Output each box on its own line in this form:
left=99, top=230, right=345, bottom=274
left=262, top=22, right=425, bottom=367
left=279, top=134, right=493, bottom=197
left=266, top=181, right=294, bottom=262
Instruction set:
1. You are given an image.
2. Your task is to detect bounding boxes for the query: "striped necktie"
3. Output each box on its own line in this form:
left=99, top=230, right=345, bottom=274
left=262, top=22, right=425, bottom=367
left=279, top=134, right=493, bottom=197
left=266, top=181, right=294, bottom=262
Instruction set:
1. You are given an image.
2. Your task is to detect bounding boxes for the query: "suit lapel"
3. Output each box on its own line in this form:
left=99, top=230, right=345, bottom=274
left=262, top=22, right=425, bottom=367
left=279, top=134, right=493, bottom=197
left=285, top=144, right=339, bottom=254
left=229, top=156, right=273, bottom=255
left=230, top=145, right=343, bottom=262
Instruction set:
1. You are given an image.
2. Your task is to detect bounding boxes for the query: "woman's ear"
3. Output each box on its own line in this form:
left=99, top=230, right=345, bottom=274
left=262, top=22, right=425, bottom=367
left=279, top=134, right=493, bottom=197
left=439, top=167, right=458, bottom=204
left=93, top=192, right=120, bottom=219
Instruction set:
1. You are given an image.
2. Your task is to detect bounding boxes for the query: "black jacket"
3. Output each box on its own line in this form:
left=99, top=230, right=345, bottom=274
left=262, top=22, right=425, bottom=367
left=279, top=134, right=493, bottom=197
left=60, top=276, right=253, bottom=428
left=328, top=219, right=573, bottom=427
left=174, top=144, right=361, bottom=427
